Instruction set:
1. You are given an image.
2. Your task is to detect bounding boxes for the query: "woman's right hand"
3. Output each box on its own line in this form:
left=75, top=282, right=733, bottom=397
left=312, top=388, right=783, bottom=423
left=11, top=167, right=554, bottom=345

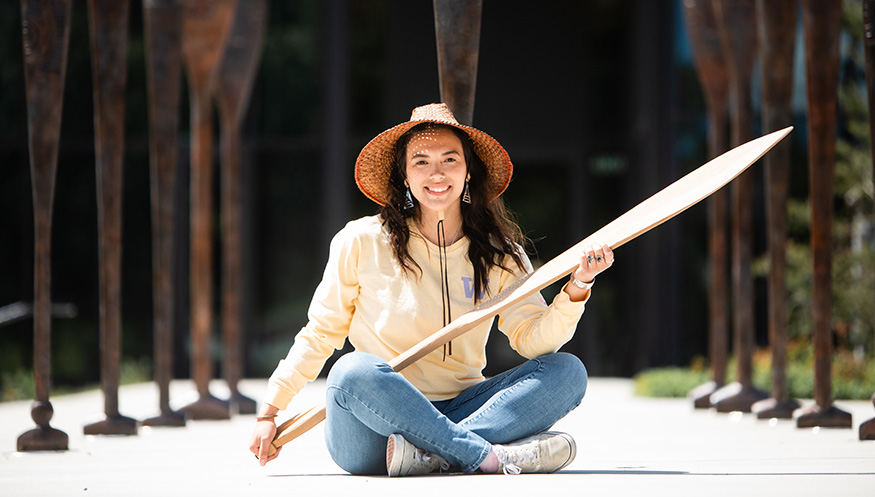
left=249, top=419, right=281, bottom=466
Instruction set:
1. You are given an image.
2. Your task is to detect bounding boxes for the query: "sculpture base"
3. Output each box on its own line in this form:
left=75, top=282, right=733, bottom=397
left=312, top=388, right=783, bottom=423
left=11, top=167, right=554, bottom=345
left=859, top=416, right=875, bottom=440
left=84, top=413, right=139, bottom=436
left=17, top=425, right=69, bottom=452
left=180, top=393, right=230, bottom=420
left=752, top=397, right=801, bottom=420
left=688, top=381, right=721, bottom=409
left=711, top=382, right=769, bottom=413
left=230, top=391, right=257, bottom=415
left=142, top=410, right=186, bottom=427
left=795, top=404, right=852, bottom=429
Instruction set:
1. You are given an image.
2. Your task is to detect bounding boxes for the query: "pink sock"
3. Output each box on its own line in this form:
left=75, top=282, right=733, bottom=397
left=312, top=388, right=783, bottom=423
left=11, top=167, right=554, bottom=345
left=479, top=449, right=499, bottom=473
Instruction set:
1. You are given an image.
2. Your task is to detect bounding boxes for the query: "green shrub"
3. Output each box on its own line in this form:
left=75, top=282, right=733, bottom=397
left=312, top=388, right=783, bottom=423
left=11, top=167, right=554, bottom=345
left=635, top=343, right=875, bottom=400
left=1, top=369, right=34, bottom=402
left=633, top=367, right=710, bottom=398
left=1, top=358, right=153, bottom=402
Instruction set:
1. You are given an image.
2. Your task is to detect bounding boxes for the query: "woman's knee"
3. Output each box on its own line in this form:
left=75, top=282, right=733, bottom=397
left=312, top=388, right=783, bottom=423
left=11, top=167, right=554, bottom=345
left=540, top=352, right=588, bottom=401
left=326, top=352, right=393, bottom=394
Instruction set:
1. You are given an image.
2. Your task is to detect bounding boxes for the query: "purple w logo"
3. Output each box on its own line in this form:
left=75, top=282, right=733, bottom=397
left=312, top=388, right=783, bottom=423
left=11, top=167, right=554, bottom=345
left=461, top=276, right=488, bottom=300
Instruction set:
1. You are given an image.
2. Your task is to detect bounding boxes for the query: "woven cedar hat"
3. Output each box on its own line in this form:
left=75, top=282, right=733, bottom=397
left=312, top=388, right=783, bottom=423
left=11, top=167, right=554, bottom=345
left=354, top=103, right=513, bottom=206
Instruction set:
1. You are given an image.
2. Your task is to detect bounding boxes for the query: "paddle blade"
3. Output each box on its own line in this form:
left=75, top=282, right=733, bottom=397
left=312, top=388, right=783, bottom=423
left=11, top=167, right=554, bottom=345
left=596, top=126, right=793, bottom=250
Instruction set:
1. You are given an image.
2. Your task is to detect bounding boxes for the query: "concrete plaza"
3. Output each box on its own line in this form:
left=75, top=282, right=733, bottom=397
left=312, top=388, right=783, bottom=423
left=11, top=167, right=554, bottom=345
left=1, top=377, right=873, bottom=496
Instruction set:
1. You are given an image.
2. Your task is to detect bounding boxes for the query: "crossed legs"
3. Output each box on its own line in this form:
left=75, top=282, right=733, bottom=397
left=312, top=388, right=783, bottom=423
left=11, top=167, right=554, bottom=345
left=324, top=351, right=587, bottom=475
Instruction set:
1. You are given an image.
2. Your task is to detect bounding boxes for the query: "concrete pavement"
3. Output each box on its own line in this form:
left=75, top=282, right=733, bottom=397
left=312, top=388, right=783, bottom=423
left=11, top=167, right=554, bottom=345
left=1, top=377, right=873, bottom=496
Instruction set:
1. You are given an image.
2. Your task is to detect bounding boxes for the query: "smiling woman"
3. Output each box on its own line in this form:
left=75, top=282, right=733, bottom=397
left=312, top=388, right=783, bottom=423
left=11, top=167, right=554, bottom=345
left=403, top=126, right=470, bottom=240
left=248, top=103, right=614, bottom=476
left=406, top=127, right=467, bottom=237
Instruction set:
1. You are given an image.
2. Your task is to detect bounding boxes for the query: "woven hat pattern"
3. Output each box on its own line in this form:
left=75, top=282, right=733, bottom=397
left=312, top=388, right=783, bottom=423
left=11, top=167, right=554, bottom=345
left=355, top=103, right=513, bottom=206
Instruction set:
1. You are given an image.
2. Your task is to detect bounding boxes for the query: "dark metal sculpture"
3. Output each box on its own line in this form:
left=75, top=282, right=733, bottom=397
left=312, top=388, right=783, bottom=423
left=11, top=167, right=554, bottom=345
left=750, top=0, right=801, bottom=420
left=796, top=0, right=852, bottom=429
left=215, top=0, right=267, bottom=416
left=16, top=0, right=73, bottom=452
left=433, top=0, right=482, bottom=126
left=180, top=0, right=237, bottom=420
left=82, top=0, right=138, bottom=437
left=709, top=0, right=769, bottom=413
left=682, top=0, right=731, bottom=409
left=861, top=0, right=875, bottom=442
left=142, top=0, right=186, bottom=428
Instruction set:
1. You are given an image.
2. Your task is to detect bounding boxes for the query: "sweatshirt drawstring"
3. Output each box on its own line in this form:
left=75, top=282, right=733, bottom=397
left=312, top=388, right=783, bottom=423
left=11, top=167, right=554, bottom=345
left=437, top=215, right=452, bottom=361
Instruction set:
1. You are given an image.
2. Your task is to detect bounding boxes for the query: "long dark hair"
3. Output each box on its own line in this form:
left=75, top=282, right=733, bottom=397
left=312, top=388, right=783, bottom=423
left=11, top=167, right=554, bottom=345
left=379, top=123, right=527, bottom=302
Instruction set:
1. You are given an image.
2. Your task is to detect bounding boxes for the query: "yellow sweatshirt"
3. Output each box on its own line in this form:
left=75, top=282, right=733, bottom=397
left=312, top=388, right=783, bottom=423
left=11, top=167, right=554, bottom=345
left=265, top=215, right=588, bottom=409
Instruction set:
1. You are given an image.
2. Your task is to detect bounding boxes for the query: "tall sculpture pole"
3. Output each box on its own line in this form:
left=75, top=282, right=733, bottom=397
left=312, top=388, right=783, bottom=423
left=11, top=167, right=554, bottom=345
left=180, top=0, right=237, bottom=420
left=796, top=0, right=852, bottom=429
left=83, top=0, right=138, bottom=437
left=16, top=0, right=73, bottom=452
left=751, top=0, right=801, bottom=420
left=142, top=0, right=186, bottom=427
left=215, top=0, right=267, bottom=416
left=860, top=0, right=875, bottom=442
left=710, top=0, right=769, bottom=413
left=433, top=0, right=482, bottom=125
left=682, top=0, right=731, bottom=409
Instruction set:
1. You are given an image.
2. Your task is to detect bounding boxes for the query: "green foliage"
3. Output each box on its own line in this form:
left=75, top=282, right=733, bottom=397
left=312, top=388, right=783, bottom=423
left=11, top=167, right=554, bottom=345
left=120, top=358, right=153, bottom=386
left=0, top=358, right=153, bottom=403
left=0, top=369, right=34, bottom=403
left=633, top=367, right=710, bottom=398
left=634, top=342, right=875, bottom=400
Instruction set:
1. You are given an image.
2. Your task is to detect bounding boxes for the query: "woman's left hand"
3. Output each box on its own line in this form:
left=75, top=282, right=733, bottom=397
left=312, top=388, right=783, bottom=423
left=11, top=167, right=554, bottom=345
left=569, top=242, right=614, bottom=292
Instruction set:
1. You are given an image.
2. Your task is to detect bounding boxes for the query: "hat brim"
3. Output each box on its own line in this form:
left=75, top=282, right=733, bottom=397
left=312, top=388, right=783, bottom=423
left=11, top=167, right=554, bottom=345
left=355, top=118, right=513, bottom=206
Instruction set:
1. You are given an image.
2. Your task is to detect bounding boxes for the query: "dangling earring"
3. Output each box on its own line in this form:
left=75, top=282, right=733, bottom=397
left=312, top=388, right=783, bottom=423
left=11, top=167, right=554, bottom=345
left=462, top=180, right=472, bottom=204
left=404, top=187, right=415, bottom=210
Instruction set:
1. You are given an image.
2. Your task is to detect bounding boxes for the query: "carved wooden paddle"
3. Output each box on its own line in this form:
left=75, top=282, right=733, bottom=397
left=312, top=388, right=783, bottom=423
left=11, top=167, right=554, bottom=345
left=180, top=0, right=236, bottom=420
left=267, top=126, right=793, bottom=455
left=682, top=0, right=731, bottom=409
left=143, top=0, right=185, bottom=428
left=216, top=0, right=267, bottom=416
left=84, top=0, right=138, bottom=437
left=17, top=0, right=73, bottom=452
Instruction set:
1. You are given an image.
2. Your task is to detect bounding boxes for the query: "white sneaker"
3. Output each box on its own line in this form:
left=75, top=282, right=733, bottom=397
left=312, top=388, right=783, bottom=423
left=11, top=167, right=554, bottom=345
left=386, top=433, right=451, bottom=477
left=492, top=431, right=576, bottom=474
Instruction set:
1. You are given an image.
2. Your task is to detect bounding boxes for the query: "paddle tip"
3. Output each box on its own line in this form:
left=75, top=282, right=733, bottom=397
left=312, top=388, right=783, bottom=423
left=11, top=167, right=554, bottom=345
left=760, top=126, right=793, bottom=146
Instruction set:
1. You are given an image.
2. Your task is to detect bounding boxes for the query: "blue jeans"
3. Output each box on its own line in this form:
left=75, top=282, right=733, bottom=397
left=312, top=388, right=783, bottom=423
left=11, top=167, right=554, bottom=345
left=324, top=351, right=587, bottom=475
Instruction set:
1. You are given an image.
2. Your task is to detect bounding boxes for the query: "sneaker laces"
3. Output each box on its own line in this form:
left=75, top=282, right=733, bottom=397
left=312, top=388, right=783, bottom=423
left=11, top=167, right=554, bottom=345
left=494, top=444, right=540, bottom=475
